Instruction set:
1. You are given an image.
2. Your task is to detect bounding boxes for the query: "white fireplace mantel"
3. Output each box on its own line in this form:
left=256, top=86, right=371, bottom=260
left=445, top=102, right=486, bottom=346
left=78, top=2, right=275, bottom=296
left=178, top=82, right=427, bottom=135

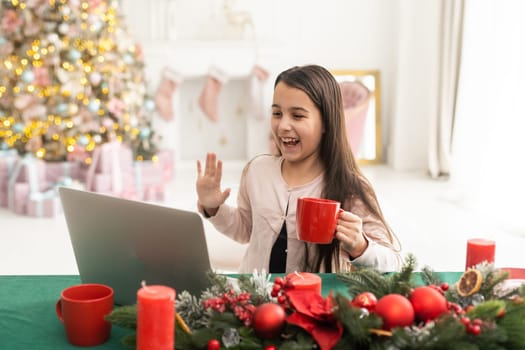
left=143, top=40, right=280, bottom=80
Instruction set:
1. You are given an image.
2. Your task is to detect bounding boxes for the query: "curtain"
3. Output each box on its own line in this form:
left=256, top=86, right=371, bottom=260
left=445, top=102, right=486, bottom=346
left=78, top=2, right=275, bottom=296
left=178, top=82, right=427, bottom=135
left=451, top=0, right=525, bottom=234
left=428, top=0, right=465, bottom=179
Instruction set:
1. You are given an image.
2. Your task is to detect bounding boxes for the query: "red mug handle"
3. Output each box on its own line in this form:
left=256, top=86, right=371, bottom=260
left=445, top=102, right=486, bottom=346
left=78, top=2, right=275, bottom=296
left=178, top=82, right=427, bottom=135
left=335, top=209, right=344, bottom=231
left=55, top=299, right=64, bottom=323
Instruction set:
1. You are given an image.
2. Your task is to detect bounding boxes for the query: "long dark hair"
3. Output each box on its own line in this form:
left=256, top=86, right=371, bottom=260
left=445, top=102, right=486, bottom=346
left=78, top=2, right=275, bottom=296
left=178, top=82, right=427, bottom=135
left=275, top=65, right=396, bottom=272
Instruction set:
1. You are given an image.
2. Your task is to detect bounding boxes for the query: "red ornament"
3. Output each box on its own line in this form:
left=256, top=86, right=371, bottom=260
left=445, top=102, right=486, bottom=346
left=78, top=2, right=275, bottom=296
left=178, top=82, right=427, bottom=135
left=410, top=286, right=448, bottom=322
left=351, top=292, right=378, bottom=312
left=252, top=303, right=286, bottom=339
left=207, top=339, right=220, bottom=350
left=265, top=346, right=278, bottom=350
left=375, top=294, right=415, bottom=330
left=467, top=323, right=482, bottom=335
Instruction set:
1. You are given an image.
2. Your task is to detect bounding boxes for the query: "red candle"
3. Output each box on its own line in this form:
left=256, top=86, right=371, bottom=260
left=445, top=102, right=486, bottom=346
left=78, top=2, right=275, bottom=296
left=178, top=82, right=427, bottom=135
left=285, top=272, right=322, bottom=294
left=137, top=284, right=176, bottom=350
left=465, top=238, right=496, bottom=270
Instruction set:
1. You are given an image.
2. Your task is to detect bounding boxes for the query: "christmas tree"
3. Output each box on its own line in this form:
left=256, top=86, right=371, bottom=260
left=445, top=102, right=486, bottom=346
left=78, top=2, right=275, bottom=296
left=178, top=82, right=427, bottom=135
left=0, top=0, right=159, bottom=163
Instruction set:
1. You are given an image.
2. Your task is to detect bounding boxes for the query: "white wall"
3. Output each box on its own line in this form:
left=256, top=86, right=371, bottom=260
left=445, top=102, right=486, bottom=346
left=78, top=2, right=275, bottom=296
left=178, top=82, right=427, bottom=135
left=390, top=0, right=440, bottom=170
left=122, top=0, right=440, bottom=170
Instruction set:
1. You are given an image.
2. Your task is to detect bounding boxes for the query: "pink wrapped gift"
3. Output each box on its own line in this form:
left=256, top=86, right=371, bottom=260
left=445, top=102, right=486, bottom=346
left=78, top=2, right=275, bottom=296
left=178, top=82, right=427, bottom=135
left=0, top=151, right=18, bottom=176
left=0, top=191, right=7, bottom=207
left=13, top=183, right=30, bottom=215
left=157, top=149, right=174, bottom=181
left=9, top=155, right=46, bottom=185
left=27, top=190, right=61, bottom=218
left=93, top=174, right=112, bottom=193
left=8, top=156, right=47, bottom=212
left=85, top=142, right=135, bottom=195
left=92, top=173, right=134, bottom=194
left=119, top=190, right=138, bottom=200
left=133, top=161, right=164, bottom=199
left=45, top=161, right=85, bottom=183
left=94, top=141, right=133, bottom=174
left=143, top=184, right=167, bottom=202
left=134, top=161, right=164, bottom=184
left=0, top=174, right=8, bottom=207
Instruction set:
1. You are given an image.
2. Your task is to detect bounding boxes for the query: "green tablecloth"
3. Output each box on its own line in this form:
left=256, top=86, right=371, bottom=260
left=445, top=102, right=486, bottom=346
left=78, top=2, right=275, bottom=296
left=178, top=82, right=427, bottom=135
left=0, top=273, right=463, bottom=349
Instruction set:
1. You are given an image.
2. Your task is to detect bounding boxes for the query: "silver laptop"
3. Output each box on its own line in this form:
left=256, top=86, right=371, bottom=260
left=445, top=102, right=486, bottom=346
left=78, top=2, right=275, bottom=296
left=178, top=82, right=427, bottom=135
left=59, top=187, right=211, bottom=305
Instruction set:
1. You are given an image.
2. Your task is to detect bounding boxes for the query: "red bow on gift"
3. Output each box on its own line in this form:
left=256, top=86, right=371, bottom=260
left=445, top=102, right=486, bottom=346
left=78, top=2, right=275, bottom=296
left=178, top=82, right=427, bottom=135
left=286, top=290, right=343, bottom=350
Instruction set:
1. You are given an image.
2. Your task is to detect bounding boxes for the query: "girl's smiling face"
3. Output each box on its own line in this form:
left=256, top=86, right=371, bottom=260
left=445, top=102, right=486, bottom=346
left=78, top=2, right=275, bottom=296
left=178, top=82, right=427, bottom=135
left=271, top=82, right=324, bottom=166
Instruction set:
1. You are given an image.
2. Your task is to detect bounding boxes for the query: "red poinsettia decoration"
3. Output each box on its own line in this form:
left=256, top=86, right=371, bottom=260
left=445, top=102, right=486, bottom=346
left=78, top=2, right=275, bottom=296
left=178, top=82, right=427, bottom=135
left=286, top=290, right=343, bottom=350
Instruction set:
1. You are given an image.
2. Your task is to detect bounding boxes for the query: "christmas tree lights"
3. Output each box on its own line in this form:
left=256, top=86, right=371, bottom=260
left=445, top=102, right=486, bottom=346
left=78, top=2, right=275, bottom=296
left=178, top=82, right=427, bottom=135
left=0, top=0, right=159, bottom=162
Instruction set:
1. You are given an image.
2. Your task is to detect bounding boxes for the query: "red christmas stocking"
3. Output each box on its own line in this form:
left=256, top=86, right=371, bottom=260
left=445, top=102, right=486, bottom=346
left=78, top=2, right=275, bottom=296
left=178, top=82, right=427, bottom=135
left=249, top=64, right=270, bottom=120
left=198, top=66, right=228, bottom=122
left=155, top=67, right=183, bottom=121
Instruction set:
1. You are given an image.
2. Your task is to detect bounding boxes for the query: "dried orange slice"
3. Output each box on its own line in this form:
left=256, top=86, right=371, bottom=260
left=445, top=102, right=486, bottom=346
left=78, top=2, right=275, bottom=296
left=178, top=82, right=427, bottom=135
left=457, top=269, right=483, bottom=297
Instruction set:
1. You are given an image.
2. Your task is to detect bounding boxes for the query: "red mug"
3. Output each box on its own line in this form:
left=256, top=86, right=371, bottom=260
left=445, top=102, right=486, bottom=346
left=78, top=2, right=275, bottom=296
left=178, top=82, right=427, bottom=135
left=296, top=197, right=343, bottom=244
left=55, top=283, right=114, bottom=346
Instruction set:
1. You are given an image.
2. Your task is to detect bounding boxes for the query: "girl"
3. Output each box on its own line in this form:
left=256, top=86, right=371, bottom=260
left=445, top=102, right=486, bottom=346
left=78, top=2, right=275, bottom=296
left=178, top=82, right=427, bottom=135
left=196, top=65, right=401, bottom=273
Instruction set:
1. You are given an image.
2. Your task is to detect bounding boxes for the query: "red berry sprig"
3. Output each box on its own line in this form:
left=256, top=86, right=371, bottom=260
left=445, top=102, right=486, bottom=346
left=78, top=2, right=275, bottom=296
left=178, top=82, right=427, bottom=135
left=428, top=282, right=449, bottom=296
left=203, top=289, right=256, bottom=326
left=270, top=277, right=292, bottom=309
left=460, top=316, right=483, bottom=335
left=447, top=301, right=465, bottom=315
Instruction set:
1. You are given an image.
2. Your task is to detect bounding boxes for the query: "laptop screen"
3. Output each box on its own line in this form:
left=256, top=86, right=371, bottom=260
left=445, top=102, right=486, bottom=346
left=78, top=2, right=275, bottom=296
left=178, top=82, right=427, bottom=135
left=59, top=187, right=211, bottom=305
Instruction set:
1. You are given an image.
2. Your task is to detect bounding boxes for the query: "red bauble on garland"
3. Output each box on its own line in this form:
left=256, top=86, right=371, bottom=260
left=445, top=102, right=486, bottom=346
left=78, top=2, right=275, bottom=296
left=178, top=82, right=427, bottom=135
left=351, top=292, right=378, bottom=312
left=410, top=286, right=449, bottom=322
left=207, top=339, right=220, bottom=350
left=252, top=303, right=286, bottom=339
left=375, top=294, right=415, bottom=330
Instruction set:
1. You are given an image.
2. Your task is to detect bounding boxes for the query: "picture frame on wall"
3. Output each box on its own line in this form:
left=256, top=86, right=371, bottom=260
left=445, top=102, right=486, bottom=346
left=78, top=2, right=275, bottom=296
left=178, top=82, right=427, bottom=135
left=331, top=70, right=381, bottom=164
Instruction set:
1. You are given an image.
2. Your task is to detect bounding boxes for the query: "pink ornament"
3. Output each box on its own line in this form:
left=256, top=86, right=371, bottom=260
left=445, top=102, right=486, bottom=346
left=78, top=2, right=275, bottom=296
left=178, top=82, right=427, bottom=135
left=108, top=98, right=126, bottom=117
left=89, top=72, right=102, bottom=86
left=1, top=10, right=22, bottom=34
left=33, top=67, right=51, bottom=86
left=135, top=44, right=144, bottom=62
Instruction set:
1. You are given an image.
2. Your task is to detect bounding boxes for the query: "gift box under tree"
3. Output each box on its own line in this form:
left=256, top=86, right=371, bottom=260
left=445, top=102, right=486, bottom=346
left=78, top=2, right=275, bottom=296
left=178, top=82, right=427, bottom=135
left=6, top=154, right=53, bottom=216
left=0, top=149, right=19, bottom=207
left=133, top=150, right=174, bottom=202
left=85, top=141, right=136, bottom=199
left=45, top=160, right=86, bottom=184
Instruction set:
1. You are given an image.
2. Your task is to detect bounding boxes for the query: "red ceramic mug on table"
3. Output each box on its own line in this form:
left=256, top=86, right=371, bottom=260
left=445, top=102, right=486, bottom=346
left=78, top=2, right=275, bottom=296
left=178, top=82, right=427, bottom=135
left=55, top=283, right=114, bottom=346
left=296, top=197, right=343, bottom=244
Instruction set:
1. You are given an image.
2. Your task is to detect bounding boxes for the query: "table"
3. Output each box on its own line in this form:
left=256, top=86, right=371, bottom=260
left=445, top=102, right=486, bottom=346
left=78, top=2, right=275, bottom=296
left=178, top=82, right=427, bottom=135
left=0, top=273, right=463, bottom=349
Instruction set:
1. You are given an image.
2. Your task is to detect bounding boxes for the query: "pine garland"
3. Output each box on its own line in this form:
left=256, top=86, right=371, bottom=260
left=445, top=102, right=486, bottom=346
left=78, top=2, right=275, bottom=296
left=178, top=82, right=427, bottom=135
left=104, top=305, right=137, bottom=347
left=106, top=256, right=525, bottom=349
left=338, top=253, right=418, bottom=298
